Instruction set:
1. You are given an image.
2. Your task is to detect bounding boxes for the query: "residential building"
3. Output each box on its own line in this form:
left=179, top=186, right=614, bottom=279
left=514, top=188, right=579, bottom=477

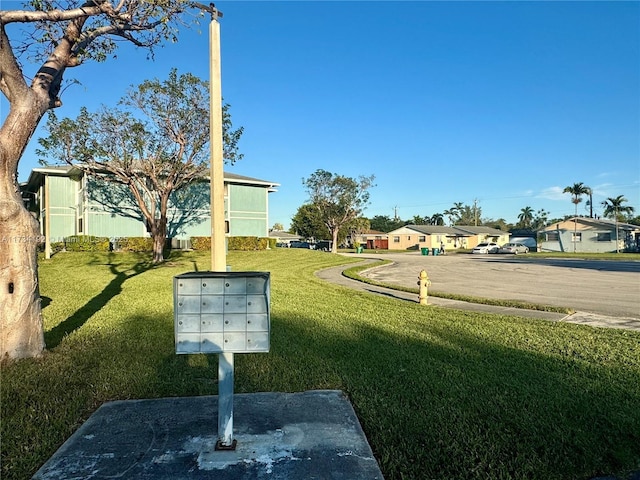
left=386, top=225, right=510, bottom=251
left=352, top=230, right=389, bottom=250
left=539, top=217, right=640, bottom=253
left=21, top=166, right=279, bottom=248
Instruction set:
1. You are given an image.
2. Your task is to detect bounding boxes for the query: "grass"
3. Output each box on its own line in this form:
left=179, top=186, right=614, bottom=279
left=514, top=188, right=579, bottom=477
left=342, top=260, right=574, bottom=314
left=2, top=250, right=640, bottom=480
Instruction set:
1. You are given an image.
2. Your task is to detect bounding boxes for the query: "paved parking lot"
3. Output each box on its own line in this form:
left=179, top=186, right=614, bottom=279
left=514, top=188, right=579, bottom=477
left=355, top=252, right=640, bottom=319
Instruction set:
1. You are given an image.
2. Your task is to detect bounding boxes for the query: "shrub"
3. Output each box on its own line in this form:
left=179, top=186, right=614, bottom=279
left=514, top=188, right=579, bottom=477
left=191, top=236, right=273, bottom=251
left=116, top=237, right=154, bottom=252
left=63, top=235, right=110, bottom=252
left=190, top=236, right=211, bottom=251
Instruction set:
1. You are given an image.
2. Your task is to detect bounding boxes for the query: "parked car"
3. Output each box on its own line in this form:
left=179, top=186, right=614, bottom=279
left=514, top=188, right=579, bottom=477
left=472, top=242, right=500, bottom=254
left=290, top=241, right=315, bottom=249
left=499, top=243, right=530, bottom=254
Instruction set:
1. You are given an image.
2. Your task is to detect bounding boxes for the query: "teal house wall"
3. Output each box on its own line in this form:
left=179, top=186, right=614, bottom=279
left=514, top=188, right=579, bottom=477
left=22, top=166, right=279, bottom=245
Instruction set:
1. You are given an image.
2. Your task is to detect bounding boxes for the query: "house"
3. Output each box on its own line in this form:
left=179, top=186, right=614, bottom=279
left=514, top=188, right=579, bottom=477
left=539, top=217, right=640, bottom=253
left=352, top=230, right=389, bottom=249
left=20, top=166, right=279, bottom=248
left=386, top=224, right=510, bottom=251
left=268, top=230, right=303, bottom=246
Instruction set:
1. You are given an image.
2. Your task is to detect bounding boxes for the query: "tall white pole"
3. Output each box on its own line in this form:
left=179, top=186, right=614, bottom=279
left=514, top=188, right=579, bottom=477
left=207, top=8, right=236, bottom=450
left=210, top=13, right=225, bottom=272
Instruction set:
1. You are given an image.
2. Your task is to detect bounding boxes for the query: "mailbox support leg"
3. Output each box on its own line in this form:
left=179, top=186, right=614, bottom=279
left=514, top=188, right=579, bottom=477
left=216, top=352, right=236, bottom=450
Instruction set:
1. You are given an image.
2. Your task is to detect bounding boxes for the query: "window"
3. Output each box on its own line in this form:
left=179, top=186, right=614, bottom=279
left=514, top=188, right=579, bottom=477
left=597, top=232, right=611, bottom=242
left=546, top=232, right=559, bottom=242
left=571, top=232, right=582, bottom=242
left=418, top=236, right=426, bottom=242
left=393, top=236, right=400, bottom=243
left=78, top=218, right=83, bottom=233
left=407, top=236, right=411, bottom=241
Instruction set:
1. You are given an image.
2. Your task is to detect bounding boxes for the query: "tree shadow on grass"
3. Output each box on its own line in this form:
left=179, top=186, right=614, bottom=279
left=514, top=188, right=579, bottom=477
left=44, top=260, right=155, bottom=349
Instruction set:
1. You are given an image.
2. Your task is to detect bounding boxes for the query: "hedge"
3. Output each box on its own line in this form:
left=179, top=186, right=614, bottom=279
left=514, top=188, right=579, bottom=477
left=190, top=236, right=276, bottom=251
left=62, top=235, right=110, bottom=252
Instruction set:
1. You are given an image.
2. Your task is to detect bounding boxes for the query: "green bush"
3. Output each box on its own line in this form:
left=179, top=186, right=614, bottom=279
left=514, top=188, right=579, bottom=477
left=190, top=236, right=211, bottom=251
left=63, top=235, right=110, bottom=252
left=116, top=237, right=154, bottom=252
left=228, top=236, right=268, bottom=251
left=191, top=236, right=274, bottom=251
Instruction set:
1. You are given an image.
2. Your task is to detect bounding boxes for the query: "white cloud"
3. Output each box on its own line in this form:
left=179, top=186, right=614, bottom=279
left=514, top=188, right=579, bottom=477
left=536, top=186, right=566, bottom=201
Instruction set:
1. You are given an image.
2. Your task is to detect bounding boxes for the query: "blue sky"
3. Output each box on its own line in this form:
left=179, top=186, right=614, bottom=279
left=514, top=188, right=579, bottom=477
left=4, top=1, right=639, bottom=229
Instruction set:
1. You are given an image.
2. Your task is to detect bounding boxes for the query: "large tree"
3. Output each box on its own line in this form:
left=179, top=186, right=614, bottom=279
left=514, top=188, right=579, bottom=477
left=290, top=203, right=330, bottom=241
left=37, top=69, right=243, bottom=263
left=303, top=169, right=374, bottom=254
left=1, top=1, right=194, bottom=360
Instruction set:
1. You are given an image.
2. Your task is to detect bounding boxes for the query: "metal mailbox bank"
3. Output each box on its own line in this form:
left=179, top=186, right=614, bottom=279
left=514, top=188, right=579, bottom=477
left=174, top=271, right=270, bottom=354
left=173, top=271, right=271, bottom=450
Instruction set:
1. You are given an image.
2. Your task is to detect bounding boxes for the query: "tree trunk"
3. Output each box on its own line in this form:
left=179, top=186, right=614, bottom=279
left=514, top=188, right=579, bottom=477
left=0, top=74, right=50, bottom=359
left=151, top=215, right=168, bottom=264
left=1, top=138, right=46, bottom=359
left=331, top=228, right=339, bottom=254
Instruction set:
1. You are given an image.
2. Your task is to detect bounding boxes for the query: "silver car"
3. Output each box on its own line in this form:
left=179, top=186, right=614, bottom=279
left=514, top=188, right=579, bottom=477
left=499, top=242, right=529, bottom=254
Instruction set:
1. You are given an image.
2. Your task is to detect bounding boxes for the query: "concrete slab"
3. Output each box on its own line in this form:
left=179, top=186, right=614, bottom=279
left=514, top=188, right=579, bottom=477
left=32, top=390, right=384, bottom=480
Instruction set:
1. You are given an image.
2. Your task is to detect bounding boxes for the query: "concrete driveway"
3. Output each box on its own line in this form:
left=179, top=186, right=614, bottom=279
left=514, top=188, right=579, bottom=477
left=353, top=252, right=640, bottom=319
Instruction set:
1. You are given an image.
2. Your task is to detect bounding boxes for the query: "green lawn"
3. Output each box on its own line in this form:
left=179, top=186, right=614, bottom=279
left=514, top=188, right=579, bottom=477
left=2, top=250, right=639, bottom=480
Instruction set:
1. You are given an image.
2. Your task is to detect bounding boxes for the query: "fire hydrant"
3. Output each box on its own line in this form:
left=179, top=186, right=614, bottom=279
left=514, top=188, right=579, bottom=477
left=418, top=269, right=431, bottom=305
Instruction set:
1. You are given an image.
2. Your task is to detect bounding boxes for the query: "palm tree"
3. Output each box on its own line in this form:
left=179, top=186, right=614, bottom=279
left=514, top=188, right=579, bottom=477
left=563, top=182, right=590, bottom=253
left=601, top=195, right=635, bottom=253
left=430, top=213, right=444, bottom=226
left=517, top=206, right=534, bottom=229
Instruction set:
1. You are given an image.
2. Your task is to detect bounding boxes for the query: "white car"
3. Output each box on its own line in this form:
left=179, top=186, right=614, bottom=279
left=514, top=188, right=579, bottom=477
left=472, top=242, right=500, bottom=254
left=499, top=243, right=529, bottom=254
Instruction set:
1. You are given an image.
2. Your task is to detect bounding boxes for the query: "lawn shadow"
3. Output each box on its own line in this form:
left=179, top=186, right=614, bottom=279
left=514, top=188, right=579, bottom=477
left=44, top=260, right=155, bottom=349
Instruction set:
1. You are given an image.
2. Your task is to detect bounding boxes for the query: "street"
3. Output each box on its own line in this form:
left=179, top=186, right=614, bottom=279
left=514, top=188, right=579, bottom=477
left=357, top=253, right=640, bottom=319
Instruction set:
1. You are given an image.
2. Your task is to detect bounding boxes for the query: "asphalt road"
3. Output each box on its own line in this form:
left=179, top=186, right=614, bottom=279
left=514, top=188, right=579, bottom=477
left=355, top=252, right=640, bottom=319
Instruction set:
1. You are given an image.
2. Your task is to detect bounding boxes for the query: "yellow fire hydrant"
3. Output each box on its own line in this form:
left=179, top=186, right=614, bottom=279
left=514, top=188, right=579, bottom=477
left=418, top=270, right=431, bottom=305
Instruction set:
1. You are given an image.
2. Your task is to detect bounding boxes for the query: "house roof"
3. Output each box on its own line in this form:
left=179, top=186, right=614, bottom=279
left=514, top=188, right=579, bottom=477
left=21, top=166, right=279, bottom=193
left=268, top=230, right=301, bottom=240
left=540, top=217, right=640, bottom=232
left=389, top=224, right=509, bottom=237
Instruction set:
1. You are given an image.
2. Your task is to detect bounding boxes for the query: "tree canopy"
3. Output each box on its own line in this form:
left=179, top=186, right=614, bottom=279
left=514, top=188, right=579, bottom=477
left=303, top=169, right=374, bottom=254
left=37, top=69, right=243, bottom=263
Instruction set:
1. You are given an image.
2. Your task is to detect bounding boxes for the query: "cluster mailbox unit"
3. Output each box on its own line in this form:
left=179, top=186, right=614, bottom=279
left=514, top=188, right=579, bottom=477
left=174, top=271, right=271, bottom=354
left=173, top=271, right=271, bottom=450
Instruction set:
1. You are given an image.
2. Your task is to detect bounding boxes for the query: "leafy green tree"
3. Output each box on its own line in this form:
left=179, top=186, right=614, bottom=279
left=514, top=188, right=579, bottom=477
left=271, top=223, right=285, bottom=231
left=303, top=170, right=375, bottom=254
left=532, top=209, right=549, bottom=230
left=0, top=1, right=194, bottom=360
left=369, top=215, right=405, bottom=232
left=290, top=204, right=330, bottom=241
left=563, top=182, right=591, bottom=253
left=456, top=204, right=481, bottom=225
left=38, top=69, right=243, bottom=264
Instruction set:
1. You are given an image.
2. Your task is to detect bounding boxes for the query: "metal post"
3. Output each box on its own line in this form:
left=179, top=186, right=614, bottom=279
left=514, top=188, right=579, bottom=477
left=216, top=351, right=236, bottom=450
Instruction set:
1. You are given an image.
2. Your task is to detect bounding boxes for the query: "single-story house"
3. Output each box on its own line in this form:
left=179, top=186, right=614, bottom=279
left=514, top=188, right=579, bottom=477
left=268, top=230, right=303, bottom=246
left=539, top=217, right=640, bottom=253
left=20, top=166, right=279, bottom=249
left=352, top=230, right=389, bottom=249
left=386, top=225, right=510, bottom=251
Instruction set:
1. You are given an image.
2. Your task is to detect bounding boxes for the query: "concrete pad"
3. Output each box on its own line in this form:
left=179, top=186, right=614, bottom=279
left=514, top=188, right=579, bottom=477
left=32, top=390, right=384, bottom=480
